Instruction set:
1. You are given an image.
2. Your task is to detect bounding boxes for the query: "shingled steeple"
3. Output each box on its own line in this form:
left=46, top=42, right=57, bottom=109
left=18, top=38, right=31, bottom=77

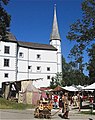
left=50, top=4, right=61, bottom=41
left=50, top=4, right=62, bottom=73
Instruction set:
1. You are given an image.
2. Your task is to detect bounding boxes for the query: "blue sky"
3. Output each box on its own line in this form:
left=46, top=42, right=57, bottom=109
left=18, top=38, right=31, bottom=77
left=5, top=0, right=84, bottom=63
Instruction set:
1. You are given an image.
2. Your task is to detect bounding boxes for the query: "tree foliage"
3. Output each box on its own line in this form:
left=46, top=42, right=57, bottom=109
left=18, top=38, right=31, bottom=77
left=67, top=0, right=95, bottom=60
left=87, top=44, right=95, bottom=84
left=50, top=72, right=62, bottom=89
left=67, top=0, right=95, bottom=79
left=67, top=0, right=95, bottom=44
left=0, top=0, right=11, bottom=40
left=50, top=57, right=89, bottom=89
left=62, top=56, right=89, bottom=86
left=50, top=56, right=89, bottom=88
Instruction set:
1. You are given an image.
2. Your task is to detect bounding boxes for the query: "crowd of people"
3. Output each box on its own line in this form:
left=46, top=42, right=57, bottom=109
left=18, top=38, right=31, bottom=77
left=40, top=90, right=94, bottom=119
left=51, top=92, right=82, bottom=119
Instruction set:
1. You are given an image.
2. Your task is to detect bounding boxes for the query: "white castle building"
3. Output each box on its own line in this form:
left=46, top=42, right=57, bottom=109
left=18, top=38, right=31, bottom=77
left=0, top=6, right=62, bottom=88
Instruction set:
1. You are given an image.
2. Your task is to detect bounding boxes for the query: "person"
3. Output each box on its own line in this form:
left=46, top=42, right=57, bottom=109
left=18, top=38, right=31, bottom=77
left=54, top=94, right=58, bottom=109
left=63, top=92, right=69, bottom=119
left=58, top=92, right=69, bottom=119
left=69, top=96, right=73, bottom=110
left=93, top=90, right=95, bottom=109
left=77, top=93, right=81, bottom=111
left=72, top=94, right=78, bottom=106
left=59, top=95, right=62, bottom=108
left=62, top=94, right=64, bottom=113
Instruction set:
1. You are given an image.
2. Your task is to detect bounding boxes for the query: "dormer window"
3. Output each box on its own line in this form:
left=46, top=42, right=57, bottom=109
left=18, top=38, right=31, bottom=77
left=19, top=52, right=24, bottom=58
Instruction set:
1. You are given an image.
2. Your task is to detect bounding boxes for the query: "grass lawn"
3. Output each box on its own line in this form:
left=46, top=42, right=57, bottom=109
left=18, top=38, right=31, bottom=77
left=0, top=98, right=34, bottom=109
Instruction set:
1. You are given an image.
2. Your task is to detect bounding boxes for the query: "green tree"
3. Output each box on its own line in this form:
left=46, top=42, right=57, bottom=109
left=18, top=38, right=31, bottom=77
left=0, top=0, right=11, bottom=40
left=67, top=0, right=95, bottom=75
left=50, top=72, right=62, bottom=89
left=62, top=56, right=72, bottom=86
left=67, top=0, right=95, bottom=45
left=62, top=56, right=89, bottom=86
left=50, top=56, right=89, bottom=88
left=87, top=44, right=95, bottom=84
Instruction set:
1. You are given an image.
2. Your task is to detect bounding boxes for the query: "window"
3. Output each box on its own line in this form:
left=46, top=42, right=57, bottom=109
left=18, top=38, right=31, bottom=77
left=19, top=52, right=24, bottom=58
left=4, top=46, right=10, bottom=54
left=37, top=54, right=41, bottom=60
left=28, top=66, right=32, bottom=72
left=28, top=66, right=31, bottom=69
left=37, top=66, right=41, bottom=72
left=47, top=75, right=50, bottom=79
left=4, top=59, right=9, bottom=67
left=4, top=73, right=8, bottom=78
left=47, top=67, right=50, bottom=71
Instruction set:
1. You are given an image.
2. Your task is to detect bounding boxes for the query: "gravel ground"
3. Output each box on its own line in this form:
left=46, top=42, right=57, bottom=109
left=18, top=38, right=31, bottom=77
left=0, top=108, right=95, bottom=120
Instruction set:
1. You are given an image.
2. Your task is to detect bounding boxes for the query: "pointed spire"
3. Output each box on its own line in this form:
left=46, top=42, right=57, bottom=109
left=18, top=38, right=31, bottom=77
left=50, top=4, right=61, bottom=40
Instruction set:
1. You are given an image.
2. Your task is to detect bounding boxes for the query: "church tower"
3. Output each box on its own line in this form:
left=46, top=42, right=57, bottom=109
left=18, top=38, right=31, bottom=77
left=50, top=5, right=62, bottom=73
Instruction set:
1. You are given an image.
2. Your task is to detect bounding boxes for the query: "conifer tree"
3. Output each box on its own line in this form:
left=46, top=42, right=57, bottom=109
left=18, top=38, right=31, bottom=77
left=0, top=0, right=11, bottom=40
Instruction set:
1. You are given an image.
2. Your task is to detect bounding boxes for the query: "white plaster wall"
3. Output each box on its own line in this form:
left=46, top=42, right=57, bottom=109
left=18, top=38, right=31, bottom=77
left=0, top=41, right=17, bottom=57
left=18, top=47, right=28, bottom=61
left=28, top=62, right=57, bottom=73
left=50, top=40, right=62, bottom=73
left=0, top=41, right=17, bottom=87
left=0, top=41, right=17, bottom=70
left=17, top=61, right=57, bottom=88
left=17, top=72, right=28, bottom=81
left=0, top=41, right=58, bottom=88
left=0, top=57, right=16, bottom=70
left=17, top=47, right=57, bottom=88
left=18, top=47, right=57, bottom=74
left=30, top=73, right=56, bottom=88
left=0, top=71, right=16, bottom=88
left=50, top=40, right=61, bottom=52
left=17, top=47, right=29, bottom=79
left=18, top=60, right=28, bottom=72
left=29, top=49, right=57, bottom=62
left=57, top=54, right=62, bottom=73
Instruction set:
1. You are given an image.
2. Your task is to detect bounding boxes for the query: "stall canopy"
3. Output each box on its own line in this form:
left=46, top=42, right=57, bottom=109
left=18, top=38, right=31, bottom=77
left=77, top=85, right=85, bottom=89
left=83, top=83, right=95, bottom=90
left=51, top=85, right=78, bottom=92
left=51, top=85, right=63, bottom=92
left=76, top=85, right=85, bottom=91
left=62, top=86, right=78, bottom=92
